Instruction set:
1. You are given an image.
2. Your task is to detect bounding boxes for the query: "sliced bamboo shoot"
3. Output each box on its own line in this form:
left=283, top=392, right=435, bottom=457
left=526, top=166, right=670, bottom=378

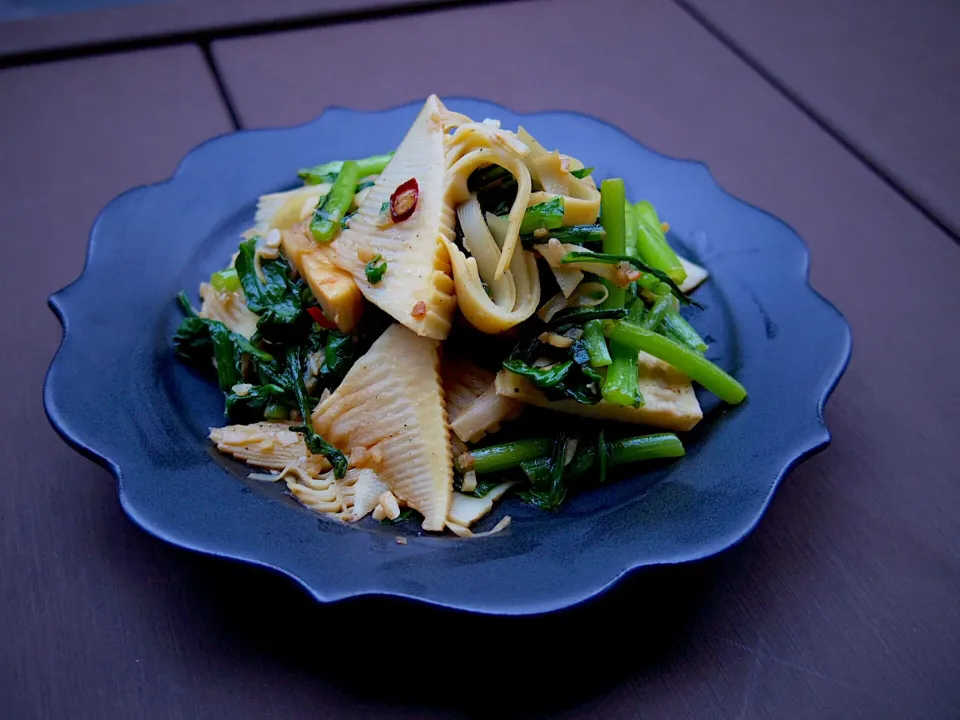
left=311, top=324, right=453, bottom=531
left=334, top=95, right=457, bottom=339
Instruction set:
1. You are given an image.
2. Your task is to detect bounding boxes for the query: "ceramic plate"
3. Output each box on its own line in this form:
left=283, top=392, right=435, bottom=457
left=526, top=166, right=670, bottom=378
left=44, top=98, right=851, bottom=615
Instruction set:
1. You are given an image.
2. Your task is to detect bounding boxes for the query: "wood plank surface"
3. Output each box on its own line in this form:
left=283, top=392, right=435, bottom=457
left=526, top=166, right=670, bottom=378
left=0, top=0, right=471, bottom=60
left=2, top=0, right=957, bottom=717
left=680, top=0, right=960, bottom=236
left=0, top=46, right=234, bottom=720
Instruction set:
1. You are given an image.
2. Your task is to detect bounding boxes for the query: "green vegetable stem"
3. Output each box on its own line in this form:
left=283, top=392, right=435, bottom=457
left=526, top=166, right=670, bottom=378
left=661, top=311, right=708, bottom=354
left=520, top=224, right=606, bottom=248
left=605, top=321, right=746, bottom=404
left=582, top=320, right=612, bottom=367
left=298, top=152, right=394, bottom=185
left=598, top=178, right=641, bottom=407
left=310, top=160, right=361, bottom=243
left=456, top=438, right=553, bottom=475
left=633, top=201, right=686, bottom=284
left=210, top=267, right=240, bottom=293
left=364, top=254, right=387, bottom=284
left=519, top=432, right=685, bottom=486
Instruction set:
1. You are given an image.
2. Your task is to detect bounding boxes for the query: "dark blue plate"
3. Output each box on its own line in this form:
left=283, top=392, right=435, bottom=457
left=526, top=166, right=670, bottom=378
left=44, top=98, right=850, bottom=615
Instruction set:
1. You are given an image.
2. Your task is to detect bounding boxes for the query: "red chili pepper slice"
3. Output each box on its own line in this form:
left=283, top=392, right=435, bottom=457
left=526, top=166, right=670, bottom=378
left=307, top=306, right=337, bottom=330
left=390, top=178, right=419, bottom=223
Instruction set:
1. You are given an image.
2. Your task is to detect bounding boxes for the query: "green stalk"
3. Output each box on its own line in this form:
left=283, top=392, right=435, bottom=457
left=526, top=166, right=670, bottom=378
left=298, top=152, right=394, bottom=185
left=582, top=320, right=612, bottom=367
left=609, top=433, right=686, bottom=464
left=210, top=267, right=240, bottom=293
left=458, top=438, right=553, bottom=475
left=310, top=160, right=360, bottom=243
left=634, top=201, right=686, bottom=284
left=624, top=204, right=639, bottom=258
left=521, top=224, right=606, bottom=247
left=599, top=179, right=627, bottom=309
left=641, top=294, right=673, bottom=330
left=602, top=349, right=640, bottom=406
left=598, top=179, right=641, bottom=407
left=521, top=432, right=685, bottom=485
left=605, top=322, right=747, bottom=404
left=263, top=403, right=289, bottom=420
left=661, top=311, right=708, bottom=354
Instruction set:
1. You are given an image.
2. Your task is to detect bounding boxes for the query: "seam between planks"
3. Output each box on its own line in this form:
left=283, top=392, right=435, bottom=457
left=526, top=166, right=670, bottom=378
left=672, top=0, right=960, bottom=243
left=200, top=42, right=241, bottom=130
left=0, top=0, right=523, bottom=71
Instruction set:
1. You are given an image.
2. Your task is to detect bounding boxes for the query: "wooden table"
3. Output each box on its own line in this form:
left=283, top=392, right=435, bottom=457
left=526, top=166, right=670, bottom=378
left=3, top=1, right=958, bottom=718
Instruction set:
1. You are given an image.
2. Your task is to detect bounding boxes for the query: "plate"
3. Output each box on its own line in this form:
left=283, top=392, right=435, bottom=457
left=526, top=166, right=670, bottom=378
left=43, top=98, right=851, bottom=615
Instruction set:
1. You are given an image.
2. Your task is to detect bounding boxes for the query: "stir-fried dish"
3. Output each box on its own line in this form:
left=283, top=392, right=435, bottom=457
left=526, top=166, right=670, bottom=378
left=173, top=95, right=747, bottom=536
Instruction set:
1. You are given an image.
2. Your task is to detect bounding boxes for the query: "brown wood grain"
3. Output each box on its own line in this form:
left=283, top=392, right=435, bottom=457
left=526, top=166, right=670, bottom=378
left=0, top=0, right=471, bottom=61
left=0, top=46, right=233, bottom=720
left=2, top=0, right=958, bottom=718
left=195, top=0, right=949, bottom=715
left=679, top=0, right=960, bottom=237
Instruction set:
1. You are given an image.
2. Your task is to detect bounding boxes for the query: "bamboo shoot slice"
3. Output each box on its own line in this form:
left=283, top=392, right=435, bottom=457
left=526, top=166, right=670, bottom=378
left=442, top=355, right=522, bottom=443
left=198, top=282, right=260, bottom=339
left=448, top=482, right=514, bottom=527
left=334, top=95, right=457, bottom=340
left=311, top=324, right=453, bottom=531
left=495, top=352, right=703, bottom=432
left=282, top=226, right=364, bottom=332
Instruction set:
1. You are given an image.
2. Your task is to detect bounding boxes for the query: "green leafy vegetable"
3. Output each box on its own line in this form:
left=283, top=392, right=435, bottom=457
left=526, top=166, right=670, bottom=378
left=519, top=432, right=569, bottom=511
left=468, top=165, right=511, bottom=192
left=235, top=237, right=309, bottom=343
left=379, top=507, right=422, bottom=525
left=173, top=317, right=273, bottom=392
left=364, top=254, right=387, bottom=284
left=225, top=384, right=288, bottom=424
left=317, top=331, right=355, bottom=387
left=298, top=152, right=394, bottom=185
left=310, top=160, right=360, bottom=243
left=471, top=479, right=503, bottom=498
left=285, top=346, right=348, bottom=477
left=570, top=166, right=594, bottom=179
left=355, top=180, right=376, bottom=193
left=502, top=359, right=572, bottom=388
left=518, top=196, right=565, bottom=234
left=547, top=306, right=627, bottom=329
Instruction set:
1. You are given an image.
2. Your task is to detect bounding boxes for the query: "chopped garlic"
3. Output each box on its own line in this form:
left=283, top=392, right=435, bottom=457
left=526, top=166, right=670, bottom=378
left=456, top=451, right=476, bottom=472
left=378, top=491, right=401, bottom=521
left=538, top=331, right=574, bottom=349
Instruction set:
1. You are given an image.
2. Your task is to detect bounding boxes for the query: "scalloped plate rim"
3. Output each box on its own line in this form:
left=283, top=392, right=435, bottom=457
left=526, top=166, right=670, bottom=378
left=43, top=96, right=852, bottom=616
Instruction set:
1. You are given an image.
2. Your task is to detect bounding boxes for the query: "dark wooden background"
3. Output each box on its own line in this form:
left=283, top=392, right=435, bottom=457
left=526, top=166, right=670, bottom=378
left=2, top=0, right=958, bottom=718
